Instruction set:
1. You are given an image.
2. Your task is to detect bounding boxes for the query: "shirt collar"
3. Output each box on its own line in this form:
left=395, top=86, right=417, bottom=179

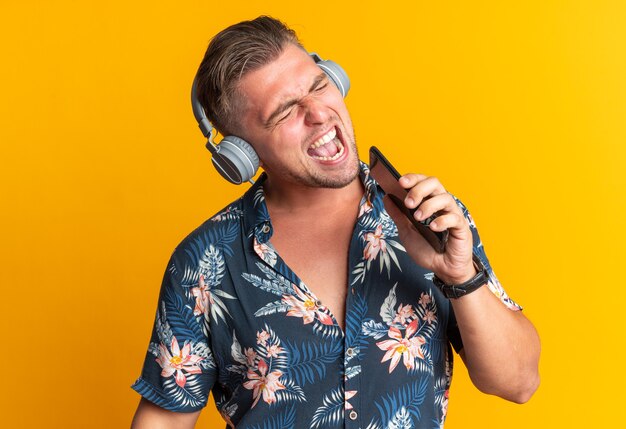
left=241, top=161, right=383, bottom=244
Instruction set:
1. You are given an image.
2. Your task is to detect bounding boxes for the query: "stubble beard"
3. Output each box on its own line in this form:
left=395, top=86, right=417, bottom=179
left=288, top=131, right=360, bottom=189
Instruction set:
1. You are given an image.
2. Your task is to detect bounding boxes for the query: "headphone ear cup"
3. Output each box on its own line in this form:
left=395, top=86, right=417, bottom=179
left=211, top=136, right=260, bottom=184
left=316, top=60, right=351, bottom=97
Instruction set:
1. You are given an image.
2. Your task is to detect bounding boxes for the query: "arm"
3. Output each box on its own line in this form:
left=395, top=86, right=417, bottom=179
left=384, top=174, right=540, bottom=403
left=453, top=286, right=540, bottom=403
left=131, top=398, right=201, bottom=429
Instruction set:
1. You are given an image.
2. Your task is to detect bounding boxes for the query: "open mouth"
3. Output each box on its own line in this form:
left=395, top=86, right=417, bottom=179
left=306, top=127, right=345, bottom=161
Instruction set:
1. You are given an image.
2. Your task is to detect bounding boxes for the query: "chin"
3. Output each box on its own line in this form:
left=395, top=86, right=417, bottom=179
left=306, top=156, right=361, bottom=189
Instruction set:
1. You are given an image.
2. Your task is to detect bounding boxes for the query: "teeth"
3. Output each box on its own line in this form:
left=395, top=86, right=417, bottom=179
left=310, top=128, right=337, bottom=149
left=309, top=140, right=345, bottom=161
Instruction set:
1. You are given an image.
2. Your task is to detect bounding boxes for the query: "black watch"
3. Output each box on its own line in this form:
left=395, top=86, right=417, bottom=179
left=432, top=255, right=488, bottom=299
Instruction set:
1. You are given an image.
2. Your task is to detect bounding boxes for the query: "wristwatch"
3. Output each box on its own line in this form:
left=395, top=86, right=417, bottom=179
left=432, top=255, right=488, bottom=299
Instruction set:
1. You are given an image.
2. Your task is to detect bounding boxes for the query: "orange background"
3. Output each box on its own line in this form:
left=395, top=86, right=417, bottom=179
left=1, top=1, right=625, bottom=427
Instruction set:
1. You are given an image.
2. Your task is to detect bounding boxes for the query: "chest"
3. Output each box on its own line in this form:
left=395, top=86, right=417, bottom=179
left=268, top=211, right=357, bottom=328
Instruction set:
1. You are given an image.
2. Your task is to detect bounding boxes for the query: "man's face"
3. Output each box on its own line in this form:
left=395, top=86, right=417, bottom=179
left=236, top=44, right=360, bottom=189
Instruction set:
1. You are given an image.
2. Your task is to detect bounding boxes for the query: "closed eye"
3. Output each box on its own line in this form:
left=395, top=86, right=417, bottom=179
left=315, top=83, right=329, bottom=92
left=277, top=107, right=295, bottom=124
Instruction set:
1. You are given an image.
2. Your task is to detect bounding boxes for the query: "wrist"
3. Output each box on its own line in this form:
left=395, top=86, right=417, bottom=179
left=435, top=265, right=477, bottom=286
left=432, top=255, right=488, bottom=299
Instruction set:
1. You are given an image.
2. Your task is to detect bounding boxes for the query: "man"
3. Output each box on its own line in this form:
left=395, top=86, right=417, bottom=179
left=131, top=16, right=540, bottom=429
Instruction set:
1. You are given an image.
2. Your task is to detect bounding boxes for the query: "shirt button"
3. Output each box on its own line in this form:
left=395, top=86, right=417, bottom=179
left=315, top=299, right=323, bottom=306
left=349, top=410, right=358, bottom=420
left=261, top=224, right=270, bottom=233
left=346, top=347, right=356, bottom=357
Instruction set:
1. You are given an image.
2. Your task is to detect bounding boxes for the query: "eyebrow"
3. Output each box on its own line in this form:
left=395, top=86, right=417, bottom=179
left=264, top=73, right=328, bottom=127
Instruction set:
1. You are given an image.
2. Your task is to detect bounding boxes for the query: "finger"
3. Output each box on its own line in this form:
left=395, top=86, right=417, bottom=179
left=382, top=196, right=434, bottom=259
left=404, top=177, right=447, bottom=209
left=398, top=173, right=428, bottom=190
left=414, top=193, right=461, bottom=222
left=428, top=213, right=467, bottom=231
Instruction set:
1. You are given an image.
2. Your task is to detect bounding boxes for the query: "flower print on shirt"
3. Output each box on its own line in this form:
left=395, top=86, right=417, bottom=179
left=393, top=304, right=415, bottom=325
left=358, top=197, right=373, bottom=218
left=245, top=347, right=257, bottom=366
left=352, top=209, right=405, bottom=285
left=190, top=274, right=212, bottom=316
left=243, top=358, right=286, bottom=408
left=363, top=285, right=439, bottom=374
left=422, top=310, right=436, bottom=325
left=210, top=205, right=243, bottom=223
left=155, top=337, right=204, bottom=388
left=345, top=390, right=357, bottom=410
left=253, top=237, right=278, bottom=267
left=376, top=319, right=427, bottom=373
left=282, top=284, right=334, bottom=326
left=418, top=292, right=431, bottom=307
left=256, top=330, right=270, bottom=346
left=230, top=326, right=306, bottom=409
left=266, top=344, right=284, bottom=358
left=364, top=224, right=387, bottom=260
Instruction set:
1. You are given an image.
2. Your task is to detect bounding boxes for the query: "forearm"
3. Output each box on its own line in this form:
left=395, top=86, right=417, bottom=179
left=131, top=398, right=201, bottom=429
left=452, top=286, right=541, bottom=403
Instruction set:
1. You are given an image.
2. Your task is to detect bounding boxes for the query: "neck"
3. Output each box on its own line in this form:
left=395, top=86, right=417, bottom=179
left=264, top=175, right=364, bottom=215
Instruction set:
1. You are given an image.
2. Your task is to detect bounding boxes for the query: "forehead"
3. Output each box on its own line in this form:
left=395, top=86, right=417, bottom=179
left=237, top=44, right=323, bottom=120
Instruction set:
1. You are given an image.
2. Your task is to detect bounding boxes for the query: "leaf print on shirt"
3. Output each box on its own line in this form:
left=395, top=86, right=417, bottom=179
left=373, top=378, right=429, bottom=429
left=433, top=350, right=453, bottom=428
left=242, top=262, right=294, bottom=297
left=282, top=339, right=343, bottom=387
left=243, top=263, right=341, bottom=338
left=311, top=385, right=348, bottom=429
left=175, top=238, right=236, bottom=334
left=246, top=404, right=297, bottom=429
left=387, top=407, right=412, bottom=429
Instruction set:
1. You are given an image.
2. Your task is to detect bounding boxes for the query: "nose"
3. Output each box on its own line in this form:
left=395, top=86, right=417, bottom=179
left=303, top=98, right=330, bottom=126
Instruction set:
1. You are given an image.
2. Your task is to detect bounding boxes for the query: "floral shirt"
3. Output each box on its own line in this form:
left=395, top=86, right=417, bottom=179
left=132, top=162, right=520, bottom=429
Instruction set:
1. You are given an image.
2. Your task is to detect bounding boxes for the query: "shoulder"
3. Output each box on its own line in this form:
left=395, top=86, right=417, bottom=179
left=171, top=196, right=246, bottom=261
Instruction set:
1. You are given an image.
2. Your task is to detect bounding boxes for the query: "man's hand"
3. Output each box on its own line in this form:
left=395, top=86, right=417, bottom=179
left=383, top=172, right=540, bottom=403
left=383, top=173, right=476, bottom=284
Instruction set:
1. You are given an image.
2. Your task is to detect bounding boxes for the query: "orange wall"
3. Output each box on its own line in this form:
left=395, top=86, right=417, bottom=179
left=1, top=1, right=625, bottom=427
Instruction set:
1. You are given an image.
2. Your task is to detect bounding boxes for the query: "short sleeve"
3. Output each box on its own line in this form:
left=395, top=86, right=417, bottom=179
left=446, top=196, right=523, bottom=353
left=131, top=248, right=217, bottom=412
left=454, top=196, right=522, bottom=311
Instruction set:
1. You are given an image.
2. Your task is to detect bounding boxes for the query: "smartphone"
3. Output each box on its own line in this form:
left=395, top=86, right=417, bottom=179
left=369, top=146, right=448, bottom=254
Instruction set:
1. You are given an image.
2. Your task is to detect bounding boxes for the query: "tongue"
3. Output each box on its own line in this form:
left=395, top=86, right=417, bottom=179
left=308, top=140, right=339, bottom=158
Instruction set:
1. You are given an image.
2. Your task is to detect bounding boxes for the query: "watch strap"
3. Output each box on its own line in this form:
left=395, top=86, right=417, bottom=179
left=432, top=255, right=488, bottom=299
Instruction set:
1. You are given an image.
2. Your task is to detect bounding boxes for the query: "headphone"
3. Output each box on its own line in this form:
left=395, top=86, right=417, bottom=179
left=191, top=53, right=350, bottom=184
